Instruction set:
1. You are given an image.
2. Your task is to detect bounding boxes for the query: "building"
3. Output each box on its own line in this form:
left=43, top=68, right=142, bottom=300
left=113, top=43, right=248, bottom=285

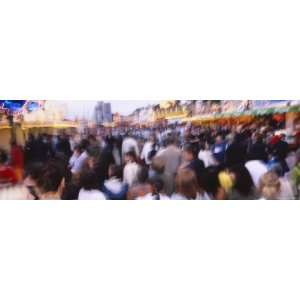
left=94, top=101, right=112, bottom=125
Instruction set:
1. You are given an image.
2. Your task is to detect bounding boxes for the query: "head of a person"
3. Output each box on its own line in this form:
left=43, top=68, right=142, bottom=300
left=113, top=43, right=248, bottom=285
left=149, top=134, right=156, bottom=143
left=24, top=162, right=44, bottom=200
left=108, top=164, right=123, bottom=180
left=259, top=171, right=281, bottom=200
left=35, top=160, right=66, bottom=199
left=148, top=176, right=164, bottom=196
left=151, top=156, right=165, bottom=174
left=80, top=139, right=90, bottom=151
left=166, top=135, right=176, bottom=146
left=124, top=151, right=137, bottom=164
left=73, top=144, right=82, bottom=156
left=182, top=143, right=197, bottom=162
left=215, top=135, right=223, bottom=145
left=201, top=166, right=226, bottom=200
left=175, top=169, right=199, bottom=199
left=0, top=150, right=8, bottom=165
left=229, top=164, right=255, bottom=197
left=80, top=170, right=100, bottom=191
left=252, top=132, right=261, bottom=143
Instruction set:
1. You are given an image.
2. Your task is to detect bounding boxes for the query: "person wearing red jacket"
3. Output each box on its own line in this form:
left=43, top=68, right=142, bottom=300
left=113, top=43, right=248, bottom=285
left=0, top=150, right=18, bottom=187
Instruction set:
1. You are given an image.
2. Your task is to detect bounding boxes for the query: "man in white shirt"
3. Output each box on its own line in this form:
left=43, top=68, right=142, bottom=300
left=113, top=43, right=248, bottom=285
left=140, top=135, right=157, bottom=165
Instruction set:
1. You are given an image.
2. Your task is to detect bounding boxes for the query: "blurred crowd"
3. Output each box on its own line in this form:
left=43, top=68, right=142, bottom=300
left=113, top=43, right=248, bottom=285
left=1, top=120, right=300, bottom=200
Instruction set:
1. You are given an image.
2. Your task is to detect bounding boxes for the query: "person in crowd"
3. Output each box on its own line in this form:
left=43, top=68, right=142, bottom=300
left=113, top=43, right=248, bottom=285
left=225, top=133, right=248, bottom=167
left=10, top=141, right=24, bottom=182
left=245, top=158, right=268, bottom=189
left=56, top=133, right=72, bottom=159
left=112, top=137, right=122, bottom=166
left=267, top=162, right=295, bottom=200
left=94, top=136, right=115, bottom=186
left=23, top=162, right=44, bottom=200
left=156, top=135, right=181, bottom=180
left=0, top=149, right=18, bottom=188
left=0, top=184, right=33, bottom=200
left=136, top=176, right=170, bottom=200
left=228, top=164, right=258, bottom=200
left=212, top=135, right=227, bottom=164
left=140, top=134, right=158, bottom=166
left=198, top=141, right=217, bottom=168
left=149, top=156, right=174, bottom=196
left=272, top=134, right=290, bottom=174
left=180, top=143, right=205, bottom=183
left=172, top=169, right=210, bottom=200
left=24, top=134, right=36, bottom=164
left=127, top=166, right=152, bottom=199
left=259, top=171, right=282, bottom=200
left=71, top=139, right=89, bottom=175
left=201, top=166, right=227, bottom=200
left=123, top=151, right=140, bottom=187
left=34, top=160, right=66, bottom=200
left=122, top=133, right=139, bottom=160
left=69, top=145, right=82, bottom=171
left=247, top=132, right=268, bottom=162
left=102, top=164, right=128, bottom=200
left=78, top=170, right=106, bottom=200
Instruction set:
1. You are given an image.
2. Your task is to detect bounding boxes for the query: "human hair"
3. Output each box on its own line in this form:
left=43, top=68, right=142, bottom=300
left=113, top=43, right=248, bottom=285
left=125, top=150, right=137, bottom=162
left=183, top=143, right=197, bottom=158
left=166, top=135, right=176, bottom=146
left=151, top=156, right=165, bottom=174
left=200, top=166, right=222, bottom=199
left=109, top=164, right=123, bottom=179
left=36, top=160, right=65, bottom=193
left=79, top=170, right=100, bottom=191
left=0, top=149, right=8, bottom=164
left=80, top=139, right=90, bottom=150
left=175, top=169, right=199, bottom=199
left=25, top=162, right=44, bottom=181
left=229, top=164, right=255, bottom=196
left=259, top=171, right=281, bottom=200
left=148, top=176, right=164, bottom=199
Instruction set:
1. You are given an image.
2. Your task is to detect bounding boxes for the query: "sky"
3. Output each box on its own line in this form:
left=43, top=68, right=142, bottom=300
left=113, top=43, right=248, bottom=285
left=63, top=100, right=160, bottom=119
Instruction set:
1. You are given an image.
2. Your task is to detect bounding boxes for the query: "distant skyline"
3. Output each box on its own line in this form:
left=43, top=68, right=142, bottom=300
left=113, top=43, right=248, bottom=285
left=63, top=100, right=161, bottom=119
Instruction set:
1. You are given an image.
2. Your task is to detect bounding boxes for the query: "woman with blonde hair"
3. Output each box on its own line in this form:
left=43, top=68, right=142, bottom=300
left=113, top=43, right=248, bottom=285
left=172, top=168, right=210, bottom=200
left=259, top=171, right=281, bottom=200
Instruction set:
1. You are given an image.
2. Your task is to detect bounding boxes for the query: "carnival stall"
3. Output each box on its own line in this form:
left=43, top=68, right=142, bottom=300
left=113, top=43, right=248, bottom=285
left=0, top=100, right=79, bottom=151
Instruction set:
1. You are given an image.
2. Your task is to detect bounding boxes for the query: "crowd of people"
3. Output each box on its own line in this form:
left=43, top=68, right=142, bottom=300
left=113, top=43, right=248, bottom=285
left=1, top=120, right=300, bottom=200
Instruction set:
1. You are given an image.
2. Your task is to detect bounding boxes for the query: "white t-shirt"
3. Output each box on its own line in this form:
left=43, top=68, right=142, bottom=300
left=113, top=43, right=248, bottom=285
left=123, top=162, right=140, bottom=187
left=245, top=160, right=268, bottom=188
left=198, top=150, right=217, bottom=168
left=141, top=141, right=157, bottom=165
left=78, top=189, right=106, bottom=200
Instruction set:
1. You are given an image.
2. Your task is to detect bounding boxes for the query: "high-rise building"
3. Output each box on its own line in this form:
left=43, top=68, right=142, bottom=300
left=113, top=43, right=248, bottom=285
left=94, top=101, right=112, bottom=125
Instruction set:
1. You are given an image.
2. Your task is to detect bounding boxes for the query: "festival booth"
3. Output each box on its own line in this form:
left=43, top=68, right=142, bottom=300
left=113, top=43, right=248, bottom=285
left=153, top=101, right=190, bottom=126
left=182, top=100, right=300, bottom=128
left=0, top=100, right=79, bottom=151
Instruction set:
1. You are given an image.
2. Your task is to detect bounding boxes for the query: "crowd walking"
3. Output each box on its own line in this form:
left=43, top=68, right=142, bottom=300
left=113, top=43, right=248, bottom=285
left=1, top=120, right=300, bottom=200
